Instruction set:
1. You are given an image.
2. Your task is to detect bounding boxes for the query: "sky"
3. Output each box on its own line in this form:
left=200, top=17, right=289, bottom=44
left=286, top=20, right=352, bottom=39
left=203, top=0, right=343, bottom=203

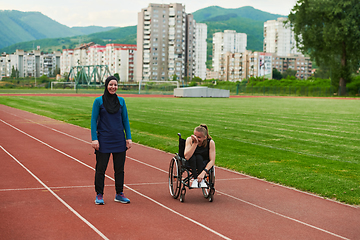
left=1, top=0, right=298, bottom=28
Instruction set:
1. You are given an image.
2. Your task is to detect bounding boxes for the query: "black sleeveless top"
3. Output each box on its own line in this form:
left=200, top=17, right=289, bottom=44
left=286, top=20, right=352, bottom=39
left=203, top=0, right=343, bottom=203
left=194, top=138, right=211, bottom=160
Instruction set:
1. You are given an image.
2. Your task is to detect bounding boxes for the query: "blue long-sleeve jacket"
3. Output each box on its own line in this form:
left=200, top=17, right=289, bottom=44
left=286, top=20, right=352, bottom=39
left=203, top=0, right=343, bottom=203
left=91, top=96, right=131, bottom=153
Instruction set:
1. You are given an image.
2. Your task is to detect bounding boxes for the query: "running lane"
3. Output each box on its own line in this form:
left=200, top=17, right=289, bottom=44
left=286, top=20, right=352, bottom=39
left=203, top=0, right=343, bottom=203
left=0, top=104, right=359, bottom=240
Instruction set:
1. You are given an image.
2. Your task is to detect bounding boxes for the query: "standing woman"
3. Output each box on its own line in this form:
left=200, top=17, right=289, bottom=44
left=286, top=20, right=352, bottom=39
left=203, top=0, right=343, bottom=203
left=91, top=76, right=132, bottom=205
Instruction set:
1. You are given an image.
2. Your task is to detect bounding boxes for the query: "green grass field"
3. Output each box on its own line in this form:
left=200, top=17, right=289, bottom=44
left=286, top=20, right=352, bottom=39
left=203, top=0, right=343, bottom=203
left=0, top=95, right=359, bottom=205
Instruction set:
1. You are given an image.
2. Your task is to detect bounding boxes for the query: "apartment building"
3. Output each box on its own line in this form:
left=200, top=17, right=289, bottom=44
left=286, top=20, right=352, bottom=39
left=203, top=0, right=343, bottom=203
left=0, top=49, right=60, bottom=79
left=0, top=54, right=8, bottom=79
left=208, top=50, right=311, bottom=80
left=219, top=52, right=247, bottom=81
left=212, top=30, right=247, bottom=73
left=263, top=17, right=301, bottom=57
left=71, top=42, right=95, bottom=67
left=137, top=3, right=202, bottom=82
left=185, top=14, right=196, bottom=81
left=272, top=54, right=312, bottom=79
left=87, top=45, right=106, bottom=66
left=40, top=52, right=61, bottom=77
left=246, top=51, right=273, bottom=79
left=60, top=43, right=137, bottom=82
left=194, top=23, right=207, bottom=80
left=60, top=49, right=74, bottom=76
left=105, top=44, right=137, bottom=82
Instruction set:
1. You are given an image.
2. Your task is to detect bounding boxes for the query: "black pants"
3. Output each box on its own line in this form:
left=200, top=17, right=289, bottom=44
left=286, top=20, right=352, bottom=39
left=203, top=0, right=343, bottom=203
left=95, top=151, right=126, bottom=195
left=188, top=154, right=206, bottom=179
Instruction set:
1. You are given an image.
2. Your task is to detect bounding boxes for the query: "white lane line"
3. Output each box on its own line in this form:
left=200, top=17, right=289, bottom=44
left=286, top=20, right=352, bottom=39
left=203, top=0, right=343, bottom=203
left=1, top=116, right=352, bottom=239
left=3, top=111, right=90, bottom=144
left=0, top=185, right=115, bottom=192
left=15, top=113, right=354, bottom=207
left=217, top=166, right=359, bottom=209
left=127, top=156, right=168, bottom=173
left=0, top=145, right=109, bottom=240
left=0, top=119, right=232, bottom=240
left=217, top=190, right=350, bottom=240
left=125, top=185, right=232, bottom=240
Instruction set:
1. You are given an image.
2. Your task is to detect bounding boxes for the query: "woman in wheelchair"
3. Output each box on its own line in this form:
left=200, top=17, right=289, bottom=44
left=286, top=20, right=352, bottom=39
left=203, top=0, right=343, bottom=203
left=168, top=124, right=216, bottom=202
left=184, top=124, right=215, bottom=188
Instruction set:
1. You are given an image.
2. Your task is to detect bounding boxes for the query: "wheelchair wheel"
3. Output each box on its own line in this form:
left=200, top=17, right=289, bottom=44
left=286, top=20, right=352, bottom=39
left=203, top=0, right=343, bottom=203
left=202, top=167, right=215, bottom=201
left=169, top=157, right=181, bottom=199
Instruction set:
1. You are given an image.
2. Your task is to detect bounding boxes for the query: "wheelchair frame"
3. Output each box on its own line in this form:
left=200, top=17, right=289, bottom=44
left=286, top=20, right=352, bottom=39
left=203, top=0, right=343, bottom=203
left=168, top=133, right=215, bottom=202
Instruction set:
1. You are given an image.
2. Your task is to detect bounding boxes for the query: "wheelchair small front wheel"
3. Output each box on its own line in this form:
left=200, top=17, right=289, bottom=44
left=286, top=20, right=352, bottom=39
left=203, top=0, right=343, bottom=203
left=202, top=187, right=210, bottom=198
left=208, top=195, right=213, bottom=202
left=179, top=188, right=186, bottom=202
left=202, top=168, right=215, bottom=200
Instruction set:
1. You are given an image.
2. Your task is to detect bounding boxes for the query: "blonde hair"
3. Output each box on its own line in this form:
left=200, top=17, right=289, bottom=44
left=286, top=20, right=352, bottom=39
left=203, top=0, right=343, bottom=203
left=194, top=124, right=212, bottom=147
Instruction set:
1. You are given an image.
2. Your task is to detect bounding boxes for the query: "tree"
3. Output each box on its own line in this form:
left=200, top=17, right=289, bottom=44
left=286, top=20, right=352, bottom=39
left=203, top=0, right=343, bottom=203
left=171, top=74, right=178, bottom=81
left=272, top=68, right=283, bottom=80
left=192, top=76, right=203, bottom=83
left=282, top=69, right=298, bottom=79
left=288, top=0, right=360, bottom=95
left=11, top=66, right=19, bottom=78
left=114, top=73, right=120, bottom=82
left=312, top=64, right=331, bottom=79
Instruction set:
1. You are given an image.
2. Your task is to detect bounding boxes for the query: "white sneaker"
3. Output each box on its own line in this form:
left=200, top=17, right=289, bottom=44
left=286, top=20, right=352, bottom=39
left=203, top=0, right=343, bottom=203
left=199, top=179, right=207, bottom=188
left=191, top=179, right=199, bottom=188
left=191, top=179, right=207, bottom=188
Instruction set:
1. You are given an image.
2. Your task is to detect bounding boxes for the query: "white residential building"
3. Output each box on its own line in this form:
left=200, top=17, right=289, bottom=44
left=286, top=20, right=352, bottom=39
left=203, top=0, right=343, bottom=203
left=0, top=54, right=7, bottom=79
left=105, top=44, right=137, bottom=82
left=60, top=43, right=137, bottom=82
left=246, top=51, right=273, bottom=79
left=212, top=30, right=247, bottom=73
left=73, top=42, right=96, bottom=66
left=87, top=45, right=106, bottom=66
left=263, top=17, right=301, bottom=56
left=60, top=49, right=74, bottom=75
left=194, top=23, right=207, bottom=80
left=136, top=3, right=199, bottom=82
left=0, top=49, right=60, bottom=79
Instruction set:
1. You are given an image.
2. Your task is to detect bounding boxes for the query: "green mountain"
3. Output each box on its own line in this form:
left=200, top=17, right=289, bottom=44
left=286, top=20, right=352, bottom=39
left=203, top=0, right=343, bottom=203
left=193, top=6, right=284, bottom=22
left=0, top=6, right=286, bottom=58
left=0, top=10, right=117, bottom=49
left=71, top=26, right=116, bottom=35
left=195, top=6, right=286, bottom=60
left=0, top=25, right=137, bottom=54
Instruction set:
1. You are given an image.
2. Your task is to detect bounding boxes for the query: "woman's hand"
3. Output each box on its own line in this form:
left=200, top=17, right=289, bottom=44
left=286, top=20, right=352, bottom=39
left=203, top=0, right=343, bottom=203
left=191, top=135, right=198, bottom=145
left=126, top=139, right=133, bottom=149
left=91, top=140, right=99, bottom=150
left=197, top=170, right=206, bottom=182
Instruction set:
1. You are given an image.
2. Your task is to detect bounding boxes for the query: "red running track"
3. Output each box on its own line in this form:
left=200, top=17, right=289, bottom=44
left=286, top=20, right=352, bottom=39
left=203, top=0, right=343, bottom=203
left=0, top=104, right=359, bottom=240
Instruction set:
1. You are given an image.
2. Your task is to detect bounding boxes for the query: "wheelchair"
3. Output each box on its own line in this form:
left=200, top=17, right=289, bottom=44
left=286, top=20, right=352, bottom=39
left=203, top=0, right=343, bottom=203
left=168, top=133, right=215, bottom=202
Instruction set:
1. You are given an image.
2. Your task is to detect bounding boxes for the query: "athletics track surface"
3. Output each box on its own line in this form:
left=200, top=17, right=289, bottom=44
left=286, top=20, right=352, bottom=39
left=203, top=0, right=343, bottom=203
left=0, top=102, right=359, bottom=240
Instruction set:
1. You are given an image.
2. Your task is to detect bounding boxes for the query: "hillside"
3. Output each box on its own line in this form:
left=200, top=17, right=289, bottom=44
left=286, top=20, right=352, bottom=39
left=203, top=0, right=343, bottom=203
left=0, top=25, right=137, bottom=54
left=0, top=10, right=117, bottom=49
left=194, top=6, right=286, bottom=64
left=71, top=26, right=116, bottom=35
left=0, top=6, right=286, bottom=60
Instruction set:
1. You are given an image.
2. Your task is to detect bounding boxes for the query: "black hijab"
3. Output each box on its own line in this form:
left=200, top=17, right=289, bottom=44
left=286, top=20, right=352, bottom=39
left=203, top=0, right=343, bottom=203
left=102, top=76, right=120, bottom=114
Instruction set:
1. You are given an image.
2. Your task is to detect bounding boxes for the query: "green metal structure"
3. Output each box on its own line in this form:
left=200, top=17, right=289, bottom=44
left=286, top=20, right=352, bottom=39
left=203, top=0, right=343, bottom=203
left=68, top=65, right=112, bottom=85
